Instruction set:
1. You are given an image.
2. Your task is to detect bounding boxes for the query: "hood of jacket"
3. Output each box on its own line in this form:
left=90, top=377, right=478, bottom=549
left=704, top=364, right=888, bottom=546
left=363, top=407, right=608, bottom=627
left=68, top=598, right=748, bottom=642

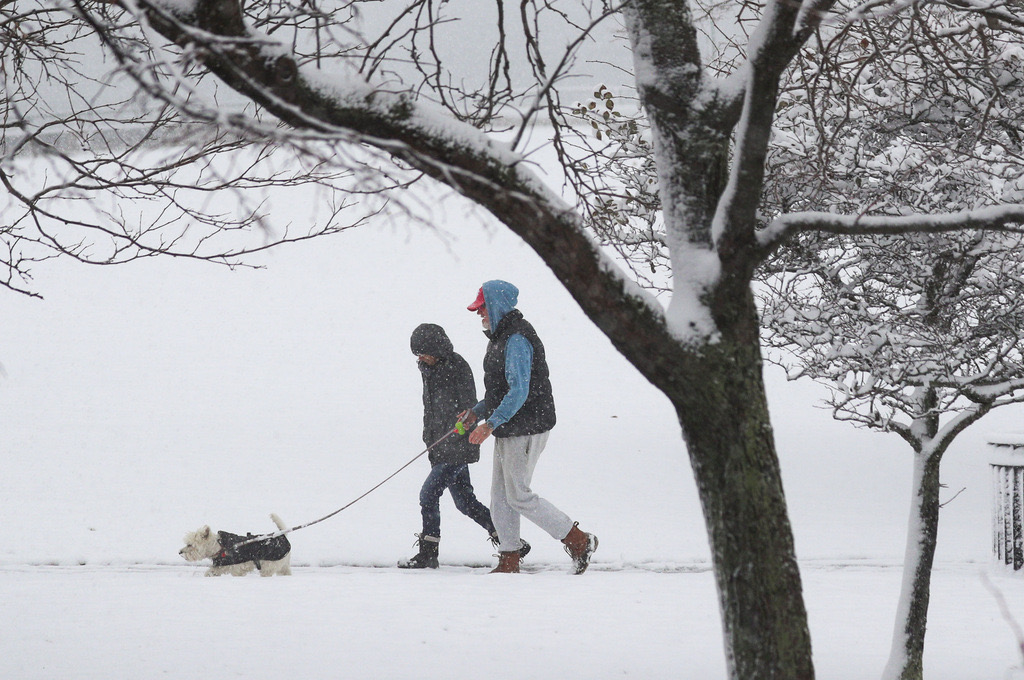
left=480, top=280, right=519, bottom=334
left=410, top=323, right=453, bottom=360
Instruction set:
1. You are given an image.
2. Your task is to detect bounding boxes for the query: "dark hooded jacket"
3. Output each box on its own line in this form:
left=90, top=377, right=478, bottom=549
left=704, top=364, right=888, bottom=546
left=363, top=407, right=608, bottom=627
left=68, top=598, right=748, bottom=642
left=410, top=323, right=481, bottom=466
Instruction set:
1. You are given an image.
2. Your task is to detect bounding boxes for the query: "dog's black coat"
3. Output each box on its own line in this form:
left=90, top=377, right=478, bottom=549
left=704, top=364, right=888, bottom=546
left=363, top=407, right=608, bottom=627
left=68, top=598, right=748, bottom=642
left=213, top=531, right=290, bottom=570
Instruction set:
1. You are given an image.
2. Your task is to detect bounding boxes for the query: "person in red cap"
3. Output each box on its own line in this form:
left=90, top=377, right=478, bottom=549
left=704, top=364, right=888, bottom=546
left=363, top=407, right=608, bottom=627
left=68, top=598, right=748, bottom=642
left=463, top=280, right=598, bottom=574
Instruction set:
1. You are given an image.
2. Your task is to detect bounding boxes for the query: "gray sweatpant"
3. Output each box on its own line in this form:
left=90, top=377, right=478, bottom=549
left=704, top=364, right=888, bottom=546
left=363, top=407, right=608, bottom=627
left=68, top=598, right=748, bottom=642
left=490, top=431, right=574, bottom=552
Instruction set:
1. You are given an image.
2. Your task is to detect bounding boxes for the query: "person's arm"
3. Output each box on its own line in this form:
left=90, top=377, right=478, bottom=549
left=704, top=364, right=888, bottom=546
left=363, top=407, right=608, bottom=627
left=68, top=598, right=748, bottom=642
left=486, top=335, right=532, bottom=429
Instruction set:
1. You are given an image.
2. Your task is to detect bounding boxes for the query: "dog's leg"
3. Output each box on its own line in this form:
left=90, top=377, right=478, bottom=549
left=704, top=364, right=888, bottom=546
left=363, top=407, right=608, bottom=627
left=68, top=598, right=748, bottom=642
left=257, top=555, right=292, bottom=576
left=230, top=562, right=257, bottom=577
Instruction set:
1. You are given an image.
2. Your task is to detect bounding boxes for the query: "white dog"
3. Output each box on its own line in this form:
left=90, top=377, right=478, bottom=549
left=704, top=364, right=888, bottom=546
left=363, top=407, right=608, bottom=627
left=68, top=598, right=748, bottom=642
left=180, top=513, right=292, bottom=577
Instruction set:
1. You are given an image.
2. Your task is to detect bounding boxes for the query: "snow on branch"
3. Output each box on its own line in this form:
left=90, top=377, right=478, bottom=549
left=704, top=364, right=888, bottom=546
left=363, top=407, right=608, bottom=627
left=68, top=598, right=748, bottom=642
left=711, top=0, right=837, bottom=256
left=762, top=204, right=1024, bottom=248
left=935, top=0, right=1024, bottom=32
left=760, top=217, right=1024, bottom=450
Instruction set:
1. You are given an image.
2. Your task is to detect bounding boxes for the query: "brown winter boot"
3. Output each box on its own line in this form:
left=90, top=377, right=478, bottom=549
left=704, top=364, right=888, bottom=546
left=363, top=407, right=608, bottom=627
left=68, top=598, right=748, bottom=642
left=489, top=550, right=521, bottom=574
left=561, top=522, right=598, bottom=575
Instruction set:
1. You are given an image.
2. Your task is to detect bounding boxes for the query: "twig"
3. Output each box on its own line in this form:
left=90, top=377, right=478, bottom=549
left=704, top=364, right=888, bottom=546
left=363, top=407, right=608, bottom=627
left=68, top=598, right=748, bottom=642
left=939, top=485, right=967, bottom=508
left=980, top=571, right=1024, bottom=669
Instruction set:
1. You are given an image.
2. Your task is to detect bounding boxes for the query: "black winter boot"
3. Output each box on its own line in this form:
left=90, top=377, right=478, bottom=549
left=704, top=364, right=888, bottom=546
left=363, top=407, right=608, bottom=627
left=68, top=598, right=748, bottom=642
left=398, top=534, right=439, bottom=569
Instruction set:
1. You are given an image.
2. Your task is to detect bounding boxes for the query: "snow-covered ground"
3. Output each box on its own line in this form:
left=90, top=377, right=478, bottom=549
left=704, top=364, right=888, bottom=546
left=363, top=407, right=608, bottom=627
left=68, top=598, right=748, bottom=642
left=2, top=199, right=1023, bottom=678
left=2, top=562, right=1020, bottom=679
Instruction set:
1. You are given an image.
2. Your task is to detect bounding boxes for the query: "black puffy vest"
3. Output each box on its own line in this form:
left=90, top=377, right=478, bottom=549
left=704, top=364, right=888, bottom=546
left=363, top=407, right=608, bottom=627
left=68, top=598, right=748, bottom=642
left=482, top=309, right=556, bottom=438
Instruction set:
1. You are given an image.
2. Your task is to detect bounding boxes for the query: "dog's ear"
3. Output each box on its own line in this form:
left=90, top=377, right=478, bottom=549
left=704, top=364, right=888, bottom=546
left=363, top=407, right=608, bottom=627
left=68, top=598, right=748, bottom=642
left=201, top=526, right=211, bottom=539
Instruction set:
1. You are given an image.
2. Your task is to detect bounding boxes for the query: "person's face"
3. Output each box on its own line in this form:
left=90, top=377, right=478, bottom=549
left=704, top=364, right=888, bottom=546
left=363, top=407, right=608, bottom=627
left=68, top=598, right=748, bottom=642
left=417, top=354, right=438, bottom=366
left=477, top=304, right=489, bottom=330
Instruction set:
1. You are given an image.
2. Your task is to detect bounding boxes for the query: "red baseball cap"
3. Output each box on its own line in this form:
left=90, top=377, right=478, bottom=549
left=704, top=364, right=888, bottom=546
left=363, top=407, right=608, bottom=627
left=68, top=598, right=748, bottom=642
left=467, top=287, right=486, bottom=311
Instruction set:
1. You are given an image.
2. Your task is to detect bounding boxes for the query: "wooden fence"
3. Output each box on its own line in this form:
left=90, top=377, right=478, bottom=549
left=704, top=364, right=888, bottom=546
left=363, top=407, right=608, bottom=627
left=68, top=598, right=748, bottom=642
left=991, top=438, right=1024, bottom=571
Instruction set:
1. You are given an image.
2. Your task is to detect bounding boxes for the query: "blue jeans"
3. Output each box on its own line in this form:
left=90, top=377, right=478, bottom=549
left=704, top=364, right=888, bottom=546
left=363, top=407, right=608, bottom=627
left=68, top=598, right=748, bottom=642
left=420, top=463, right=495, bottom=539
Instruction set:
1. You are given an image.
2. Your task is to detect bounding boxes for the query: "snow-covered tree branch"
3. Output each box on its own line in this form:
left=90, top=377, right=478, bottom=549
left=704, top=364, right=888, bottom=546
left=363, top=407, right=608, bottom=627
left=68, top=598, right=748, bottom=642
left=762, top=204, right=1024, bottom=247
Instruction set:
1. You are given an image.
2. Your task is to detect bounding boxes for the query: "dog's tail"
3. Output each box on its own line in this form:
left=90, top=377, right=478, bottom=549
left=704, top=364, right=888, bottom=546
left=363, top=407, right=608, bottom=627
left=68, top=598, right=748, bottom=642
left=270, top=513, right=288, bottom=532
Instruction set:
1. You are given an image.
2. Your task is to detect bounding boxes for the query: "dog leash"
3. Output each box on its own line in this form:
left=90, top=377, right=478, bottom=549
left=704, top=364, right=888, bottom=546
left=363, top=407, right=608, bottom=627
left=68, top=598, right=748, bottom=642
left=232, top=417, right=475, bottom=549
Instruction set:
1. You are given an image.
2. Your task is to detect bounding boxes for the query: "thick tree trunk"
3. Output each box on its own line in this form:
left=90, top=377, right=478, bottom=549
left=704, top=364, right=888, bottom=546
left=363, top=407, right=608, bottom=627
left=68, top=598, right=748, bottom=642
left=882, top=452, right=942, bottom=680
left=667, top=312, right=814, bottom=680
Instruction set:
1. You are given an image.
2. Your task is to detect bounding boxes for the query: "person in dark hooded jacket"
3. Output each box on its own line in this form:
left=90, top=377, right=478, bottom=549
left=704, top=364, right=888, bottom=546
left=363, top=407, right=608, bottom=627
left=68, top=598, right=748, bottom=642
left=400, top=323, right=528, bottom=568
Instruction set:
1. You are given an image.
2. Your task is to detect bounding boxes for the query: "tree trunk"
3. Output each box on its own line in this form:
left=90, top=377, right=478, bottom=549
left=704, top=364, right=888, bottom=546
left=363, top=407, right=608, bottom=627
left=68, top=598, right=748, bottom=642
left=882, top=451, right=943, bottom=680
left=666, top=304, right=814, bottom=680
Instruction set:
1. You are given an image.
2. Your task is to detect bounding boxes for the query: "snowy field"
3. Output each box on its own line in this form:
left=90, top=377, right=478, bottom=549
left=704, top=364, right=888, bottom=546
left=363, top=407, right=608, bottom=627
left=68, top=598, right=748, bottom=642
left=2, top=562, right=1021, bottom=679
left=2, top=192, right=1024, bottom=678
